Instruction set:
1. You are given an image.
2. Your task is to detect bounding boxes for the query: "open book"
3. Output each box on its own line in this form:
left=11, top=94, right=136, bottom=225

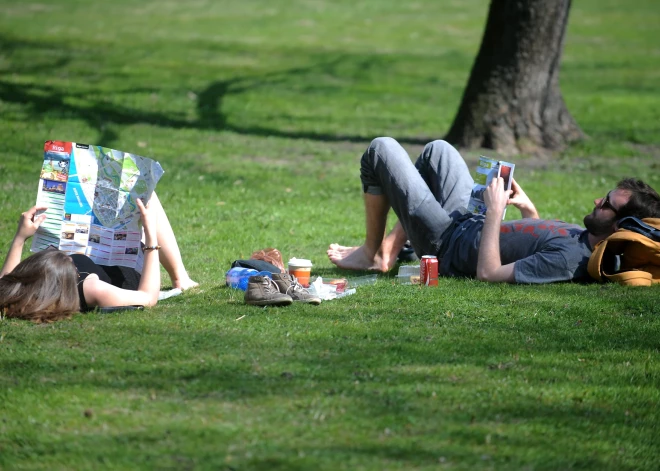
left=31, top=141, right=164, bottom=271
left=466, top=156, right=515, bottom=218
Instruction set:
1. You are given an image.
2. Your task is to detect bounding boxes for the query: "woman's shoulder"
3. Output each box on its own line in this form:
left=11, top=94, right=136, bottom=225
left=80, top=273, right=105, bottom=307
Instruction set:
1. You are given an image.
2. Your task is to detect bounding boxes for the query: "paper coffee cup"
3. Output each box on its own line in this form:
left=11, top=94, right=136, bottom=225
left=288, top=258, right=313, bottom=287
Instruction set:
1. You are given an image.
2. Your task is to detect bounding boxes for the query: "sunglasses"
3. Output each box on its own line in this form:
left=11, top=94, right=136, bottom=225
left=600, top=191, right=619, bottom=215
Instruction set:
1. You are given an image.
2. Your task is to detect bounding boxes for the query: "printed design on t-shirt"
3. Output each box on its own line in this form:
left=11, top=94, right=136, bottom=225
left=500, top=220, right=570, bottom=238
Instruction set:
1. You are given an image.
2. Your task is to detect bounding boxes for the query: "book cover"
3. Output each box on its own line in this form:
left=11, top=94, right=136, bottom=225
left=466, top=156, right=515, bottom=218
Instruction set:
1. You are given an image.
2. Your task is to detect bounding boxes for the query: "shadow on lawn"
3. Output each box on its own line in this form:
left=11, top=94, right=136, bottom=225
left=2, top=292, right=656, bottom=396
left=0, top=344, right=643, bottom=470
left=0, top=34, right=434, bottom=149
left=2, top=287, right=656, bottom=468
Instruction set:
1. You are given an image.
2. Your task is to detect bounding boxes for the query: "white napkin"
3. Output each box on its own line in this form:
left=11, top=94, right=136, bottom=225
left=307, top=277, right=356, bottom=300
left=158, top=288, right=182, bottom=301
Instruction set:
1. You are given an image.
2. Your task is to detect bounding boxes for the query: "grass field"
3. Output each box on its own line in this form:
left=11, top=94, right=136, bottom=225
left=1, top=0, right=660, bottom=469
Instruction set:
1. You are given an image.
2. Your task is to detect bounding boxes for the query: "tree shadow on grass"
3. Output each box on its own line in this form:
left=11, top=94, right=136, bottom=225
left=0, top=33, right=434, bottom=149
left=195, top=73, right=434, bottom=147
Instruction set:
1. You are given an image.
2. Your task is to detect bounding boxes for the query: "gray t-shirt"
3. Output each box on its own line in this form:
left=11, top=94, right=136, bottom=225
left=440, top=216, right=593, bottom=283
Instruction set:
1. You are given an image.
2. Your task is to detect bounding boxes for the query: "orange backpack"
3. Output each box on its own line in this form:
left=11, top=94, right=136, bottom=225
left=588, top=218, right=660, bottom=286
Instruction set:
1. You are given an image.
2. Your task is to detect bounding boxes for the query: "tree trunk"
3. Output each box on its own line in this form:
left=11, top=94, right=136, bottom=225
left=445, top=0, right=584, bottom=155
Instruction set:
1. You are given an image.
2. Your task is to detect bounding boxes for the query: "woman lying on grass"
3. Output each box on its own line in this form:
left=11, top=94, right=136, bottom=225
left=0, top=193, right=197, bottom=323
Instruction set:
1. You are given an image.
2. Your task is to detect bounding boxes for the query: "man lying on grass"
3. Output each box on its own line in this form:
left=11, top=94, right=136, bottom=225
left=327, top=138, right=660, bottom=283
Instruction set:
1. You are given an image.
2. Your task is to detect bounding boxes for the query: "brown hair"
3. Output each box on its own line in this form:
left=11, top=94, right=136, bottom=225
left=0, top=250, right=80, bottom=323
left=617, top=178, right=660, bottom=220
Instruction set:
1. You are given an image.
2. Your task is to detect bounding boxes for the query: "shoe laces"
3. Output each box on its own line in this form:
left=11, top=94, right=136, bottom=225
left=285, top=276, right=307, bottom=296
left=263, top=277, right=281, bottom=294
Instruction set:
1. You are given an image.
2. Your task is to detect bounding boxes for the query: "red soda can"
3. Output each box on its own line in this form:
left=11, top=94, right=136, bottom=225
left=420, top=255, right=439, bottom=286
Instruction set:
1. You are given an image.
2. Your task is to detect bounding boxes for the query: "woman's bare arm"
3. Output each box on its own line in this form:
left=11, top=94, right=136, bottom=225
left=82, top=198, right=161, bottom=308
left=1, top=206, right=48, bottom=278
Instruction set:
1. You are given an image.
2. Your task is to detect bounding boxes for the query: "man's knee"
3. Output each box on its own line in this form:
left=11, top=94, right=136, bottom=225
left=368, top=137, right=400, bottom=155
left=423, top=139, right=459, bottom=157
left=419, top=139, right=465, bottom=169
left=361, top=137, right=406, bottom=195
left=362, top=137, right=404, bottom=170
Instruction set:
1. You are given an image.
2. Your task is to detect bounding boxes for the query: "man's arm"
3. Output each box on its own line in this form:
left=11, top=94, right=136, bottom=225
left=476, top=178, right=516, bottom=283
left=508, top=179, right=539, bottom=219
left=1, top=206, right=47, bottom=278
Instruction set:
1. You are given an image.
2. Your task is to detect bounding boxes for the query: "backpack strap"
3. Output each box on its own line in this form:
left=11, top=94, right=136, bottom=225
left=606, top=230, right=660, bottom=269
left=603, top=270, right=653, bottom=287
left=588, top=219, right=660, bottom=286
left=588, top=239, right=607, bottom=282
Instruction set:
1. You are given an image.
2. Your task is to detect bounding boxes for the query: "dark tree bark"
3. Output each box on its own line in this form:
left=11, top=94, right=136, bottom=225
left=445, top=0, right=584, bottom=155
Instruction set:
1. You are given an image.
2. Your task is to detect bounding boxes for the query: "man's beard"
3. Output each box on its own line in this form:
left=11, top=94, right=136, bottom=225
left=583, top=212, right=616, bottom=236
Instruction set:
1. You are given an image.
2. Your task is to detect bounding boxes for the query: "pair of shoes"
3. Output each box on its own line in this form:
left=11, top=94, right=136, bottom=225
left=244, top=274, right=322, bottom=306
left=244, top=275, right=292, bottom=306
left=271, top=273, right=321, bottom=305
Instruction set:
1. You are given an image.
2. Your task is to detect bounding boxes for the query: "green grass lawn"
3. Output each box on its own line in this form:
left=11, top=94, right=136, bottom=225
left=1, top=0, right=660, bottom=469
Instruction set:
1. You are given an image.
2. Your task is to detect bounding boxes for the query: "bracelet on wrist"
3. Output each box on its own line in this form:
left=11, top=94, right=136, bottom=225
left=143, top=245, right=161, bottom=252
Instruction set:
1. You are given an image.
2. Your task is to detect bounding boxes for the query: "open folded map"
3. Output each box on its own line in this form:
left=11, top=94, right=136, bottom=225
left=31, top=141, right=164, bottom=271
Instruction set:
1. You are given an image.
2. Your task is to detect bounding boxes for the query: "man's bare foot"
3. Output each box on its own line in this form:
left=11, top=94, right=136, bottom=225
left=378, top=237, right=403, bottom=272
left=327, top=243, right=395, bottom=272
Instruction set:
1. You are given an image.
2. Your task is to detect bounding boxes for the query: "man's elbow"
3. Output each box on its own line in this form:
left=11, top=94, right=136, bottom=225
left=476, top=267, right=512, bottom=283
left=476, top=269, right=495, bottom=283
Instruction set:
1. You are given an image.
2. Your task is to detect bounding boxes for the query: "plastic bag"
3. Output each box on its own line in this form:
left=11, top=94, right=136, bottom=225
left=250, top=247, right=285, bottom=273
left=226, top=267, right=273, bottom=290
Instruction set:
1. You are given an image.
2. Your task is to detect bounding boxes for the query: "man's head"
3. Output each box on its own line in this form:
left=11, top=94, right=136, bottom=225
left=615, top=178, right=660, bottom=219
left=584, top=178, right=660, bottom=236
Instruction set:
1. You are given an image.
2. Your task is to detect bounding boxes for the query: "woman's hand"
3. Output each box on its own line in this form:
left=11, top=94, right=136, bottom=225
left=507, top=179, right=539, bottom=219
left=1, top=206, right=48, bottom=277
left=137, top=197, right=158, bottom=245
left=16, top=206, right=48, bottom=241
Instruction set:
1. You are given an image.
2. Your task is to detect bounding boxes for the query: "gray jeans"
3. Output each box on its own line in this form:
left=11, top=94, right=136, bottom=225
left=360, top=137, right=474, bottom=257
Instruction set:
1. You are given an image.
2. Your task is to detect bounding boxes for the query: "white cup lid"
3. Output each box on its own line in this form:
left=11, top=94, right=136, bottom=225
left=288, top=257, right=313, bottom=268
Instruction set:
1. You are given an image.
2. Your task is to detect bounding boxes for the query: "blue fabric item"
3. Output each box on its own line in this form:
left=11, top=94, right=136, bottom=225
left=617, top=217, right=660, bottom=242
left=226, top=267, right=272, bottom=290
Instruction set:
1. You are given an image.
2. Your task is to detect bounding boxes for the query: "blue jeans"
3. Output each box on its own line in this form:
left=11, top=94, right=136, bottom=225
left=360, top=137, right=474, bottom=257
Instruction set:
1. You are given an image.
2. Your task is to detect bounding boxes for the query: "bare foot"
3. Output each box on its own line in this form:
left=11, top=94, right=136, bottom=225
left=172, top=276, right=199, bottom=291
left=378, top=237, right=403, bottom=272
left=327, top=243, right=391, bottom=272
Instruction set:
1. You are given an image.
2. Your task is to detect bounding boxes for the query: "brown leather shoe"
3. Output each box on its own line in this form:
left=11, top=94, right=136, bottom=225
left=244, top=275, right=293, bottom=306
left=271, top=273, right=322, bottom=305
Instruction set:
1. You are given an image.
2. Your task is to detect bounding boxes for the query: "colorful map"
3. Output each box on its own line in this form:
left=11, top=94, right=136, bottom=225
left=31, top=141, right=164, bottom=269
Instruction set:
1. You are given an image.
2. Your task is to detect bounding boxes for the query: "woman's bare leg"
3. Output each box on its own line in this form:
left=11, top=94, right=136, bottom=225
left=149, top=192, right=198, bottom=290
